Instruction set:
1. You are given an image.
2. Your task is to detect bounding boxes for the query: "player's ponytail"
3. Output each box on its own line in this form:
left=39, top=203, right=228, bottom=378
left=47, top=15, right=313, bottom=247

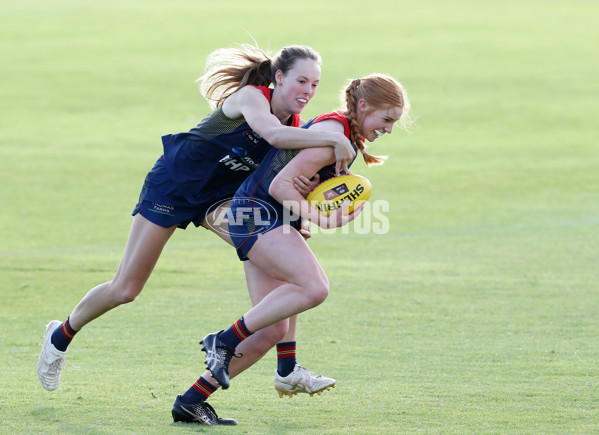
left=197, top=44, right=271, bottom=109
left=197, top=44, right=321, bottom=110
left=343, top=74, right=411, bottom=166
left=345, top=79, right=387, bottom=166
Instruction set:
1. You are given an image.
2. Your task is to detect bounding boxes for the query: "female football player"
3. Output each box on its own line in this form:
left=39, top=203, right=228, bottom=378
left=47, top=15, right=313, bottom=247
left=38, top=43, right=355, bottom=422
left=189, top=74, right=410, bottom=424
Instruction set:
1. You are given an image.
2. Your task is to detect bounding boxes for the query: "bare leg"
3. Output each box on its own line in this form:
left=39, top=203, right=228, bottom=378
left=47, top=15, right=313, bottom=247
left=201, top=201, right=233, bottom=246
left=203, top=205, right=301, bottom=347
left=242, top=226, right=329, bottom=333
left=198, top=243, right=335, bottom=397
left=281, top=315, right=298, bottom=343
left=200, top=261, right=289, bottom=387
left=68, top=214, right=176, bottom=330
left=198, top=213, right=328, bottom=389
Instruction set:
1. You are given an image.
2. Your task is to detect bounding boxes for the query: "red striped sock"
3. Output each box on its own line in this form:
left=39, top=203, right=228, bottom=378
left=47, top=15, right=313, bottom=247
left=219, top=316, right=253, bottom=348
left=50, top=317, right=79, bottom=352
left=181, top=376, right=218, bottom=403
left=276, top=341, right=297, bottom=377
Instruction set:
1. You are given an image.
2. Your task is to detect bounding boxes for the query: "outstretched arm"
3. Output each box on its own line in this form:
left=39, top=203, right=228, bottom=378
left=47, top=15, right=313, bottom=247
left=224, top=86, right=355, bottom=174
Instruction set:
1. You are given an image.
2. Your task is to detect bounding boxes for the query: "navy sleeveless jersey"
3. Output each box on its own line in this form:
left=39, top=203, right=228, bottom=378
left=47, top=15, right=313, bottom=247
left=161, top=85, right=300, bottom=207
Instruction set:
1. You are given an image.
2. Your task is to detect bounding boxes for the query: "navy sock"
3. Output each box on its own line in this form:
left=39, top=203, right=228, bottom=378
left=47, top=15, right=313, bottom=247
left=50, top=317, right=78, bottom=352
left=181, top=376, right=218, bottom=403
left=218, top=316, right=253, bottom=348
left=277, top=341, right=297, bottom=377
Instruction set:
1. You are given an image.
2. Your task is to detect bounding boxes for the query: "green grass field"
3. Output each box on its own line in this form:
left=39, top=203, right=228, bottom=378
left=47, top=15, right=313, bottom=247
left=2, top=0, right=598, bottom=433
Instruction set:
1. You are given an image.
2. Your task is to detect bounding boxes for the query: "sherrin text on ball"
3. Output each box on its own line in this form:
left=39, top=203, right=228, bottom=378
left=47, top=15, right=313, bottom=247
left=306, top=174, right=372, bottom=217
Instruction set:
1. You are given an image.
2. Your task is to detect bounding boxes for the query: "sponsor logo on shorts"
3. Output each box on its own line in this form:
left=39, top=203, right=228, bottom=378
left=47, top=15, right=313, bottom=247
left=150, top=203, right=175, bottom=216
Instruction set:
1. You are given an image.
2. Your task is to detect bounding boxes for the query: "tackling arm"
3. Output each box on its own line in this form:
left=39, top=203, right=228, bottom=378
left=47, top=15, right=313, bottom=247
left=224, top=87, right=355, bottom=173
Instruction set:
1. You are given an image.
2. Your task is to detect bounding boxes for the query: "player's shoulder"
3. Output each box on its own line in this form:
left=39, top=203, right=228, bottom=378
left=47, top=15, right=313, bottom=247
left=233, top=85, right=270, bottom=103
left=223, top=85, right=270, bottom=119
left=309, top=111, right=349, bottom=136
left=309, top=111, right=346, bottom=124
left=306, top=117, right=346, bottom=136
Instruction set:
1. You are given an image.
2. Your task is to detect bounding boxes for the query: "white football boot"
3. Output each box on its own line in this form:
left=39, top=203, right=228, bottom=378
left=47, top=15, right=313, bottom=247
left=37, top=320, right=67, bottom=391
left=274, top=364, right=336, bottom=398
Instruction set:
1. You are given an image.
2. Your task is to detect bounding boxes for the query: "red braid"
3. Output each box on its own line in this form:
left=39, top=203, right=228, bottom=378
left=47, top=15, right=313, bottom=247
left=345, top=79, right=388, bottom=166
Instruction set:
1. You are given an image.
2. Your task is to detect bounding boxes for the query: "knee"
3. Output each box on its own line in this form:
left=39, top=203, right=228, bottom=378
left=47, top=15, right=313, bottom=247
left=303, top=277, right=329, bottom=309
left=109, top=279, right=145, bottom=305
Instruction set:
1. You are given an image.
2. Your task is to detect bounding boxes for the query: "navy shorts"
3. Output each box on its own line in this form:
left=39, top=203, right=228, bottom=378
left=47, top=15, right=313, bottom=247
left=132, top=157, right=212, bottom=229
left=229, top=196, right=301, bottom=261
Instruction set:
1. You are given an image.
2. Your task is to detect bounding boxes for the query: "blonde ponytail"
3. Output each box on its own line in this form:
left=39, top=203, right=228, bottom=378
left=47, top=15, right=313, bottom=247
left=196, top=44, right=272, bottom=109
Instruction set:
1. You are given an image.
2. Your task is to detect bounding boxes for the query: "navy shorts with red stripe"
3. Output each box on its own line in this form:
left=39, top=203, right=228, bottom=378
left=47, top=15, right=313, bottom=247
left=132, top=156, right=212, bottom=229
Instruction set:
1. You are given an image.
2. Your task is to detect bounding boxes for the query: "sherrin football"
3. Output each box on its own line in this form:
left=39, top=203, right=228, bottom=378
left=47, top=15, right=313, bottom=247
left=306, top=174, right=372, bottom=217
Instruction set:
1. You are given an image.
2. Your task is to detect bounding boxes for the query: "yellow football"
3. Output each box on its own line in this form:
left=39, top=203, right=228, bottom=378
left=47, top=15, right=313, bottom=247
left=306, top=174, right=372, bottom=217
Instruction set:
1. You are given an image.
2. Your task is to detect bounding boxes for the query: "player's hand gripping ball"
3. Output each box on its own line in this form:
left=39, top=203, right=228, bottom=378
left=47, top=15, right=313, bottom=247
left=306, top=174, right=372, bottom=217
